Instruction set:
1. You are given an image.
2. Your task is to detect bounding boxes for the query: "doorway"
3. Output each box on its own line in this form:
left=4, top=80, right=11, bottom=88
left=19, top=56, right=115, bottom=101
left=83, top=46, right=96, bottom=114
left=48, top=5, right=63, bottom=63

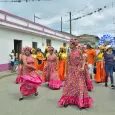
left=32, top=42, right=37, bottom=49
left=14, top=40, right=22, bottom=58
left=46, top=39, right=51, bottom=46
left=63, top=42, right=66, bottom=47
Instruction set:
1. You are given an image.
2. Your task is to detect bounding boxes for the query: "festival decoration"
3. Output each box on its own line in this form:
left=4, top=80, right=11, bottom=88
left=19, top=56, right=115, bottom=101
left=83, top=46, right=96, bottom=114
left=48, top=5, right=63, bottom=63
left=99, top=34, right=115, bottom=47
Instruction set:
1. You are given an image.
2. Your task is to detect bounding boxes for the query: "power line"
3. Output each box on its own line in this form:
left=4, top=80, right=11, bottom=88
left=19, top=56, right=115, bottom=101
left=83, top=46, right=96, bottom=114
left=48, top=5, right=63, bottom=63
left=67, top=6, right=107, bottom=22
left=47, top=1, right=114, bottom=26
left=0, top=0, right=52, bottom=2
left=71, top=1, right=115, bottom=21
left=46, top=2, right=113, bottom=27
left=41, top=0, right=98, bottom=24
left=71, top=0, right=97, bottom=16
left=37, top=0, right=97, bottom=19
left=46, top=3, right=111, bottom=29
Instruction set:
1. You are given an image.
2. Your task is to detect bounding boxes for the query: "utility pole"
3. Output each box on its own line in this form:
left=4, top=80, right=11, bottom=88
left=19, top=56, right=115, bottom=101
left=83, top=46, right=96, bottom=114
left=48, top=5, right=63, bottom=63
left=34, top=15, right=35, bottom=22
left=69, top=12, right=72, bottom=34
left=61, top=17, right=62, bottom=32
left=34, top=14, right=41, bottom=23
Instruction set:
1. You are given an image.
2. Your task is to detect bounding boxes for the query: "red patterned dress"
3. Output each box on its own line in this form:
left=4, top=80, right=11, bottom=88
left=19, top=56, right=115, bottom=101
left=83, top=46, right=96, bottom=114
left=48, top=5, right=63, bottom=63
left=58, top=49, right=93, bottom=108
left=44, top=54, right=62, bottom=89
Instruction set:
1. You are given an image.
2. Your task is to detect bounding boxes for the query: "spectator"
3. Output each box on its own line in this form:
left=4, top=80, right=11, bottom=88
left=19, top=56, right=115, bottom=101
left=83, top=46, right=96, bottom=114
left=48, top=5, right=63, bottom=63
left=9, top=50, right=15, bottom=72
left=104, top=45, right=115, bottom=88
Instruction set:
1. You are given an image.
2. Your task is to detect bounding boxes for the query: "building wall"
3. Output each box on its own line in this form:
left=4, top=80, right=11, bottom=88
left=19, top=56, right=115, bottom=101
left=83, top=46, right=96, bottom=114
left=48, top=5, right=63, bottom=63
left=0, top=28, right=68, bottom=71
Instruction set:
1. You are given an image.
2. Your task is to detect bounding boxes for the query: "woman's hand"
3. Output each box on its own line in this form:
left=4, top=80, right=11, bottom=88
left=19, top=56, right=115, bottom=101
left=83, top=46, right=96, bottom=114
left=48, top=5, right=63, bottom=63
left=64, top=73, right=66, bottom=77
left=31, top=66, right=36, bottom=70
left=43, top=58, right=46, bottom=61
left=80, top=68, right=84, bottom=71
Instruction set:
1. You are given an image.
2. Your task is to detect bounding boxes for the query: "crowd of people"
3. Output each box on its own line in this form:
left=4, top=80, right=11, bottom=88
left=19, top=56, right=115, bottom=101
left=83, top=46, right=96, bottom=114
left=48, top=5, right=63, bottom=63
left=10, top=38, right=115, bottom=109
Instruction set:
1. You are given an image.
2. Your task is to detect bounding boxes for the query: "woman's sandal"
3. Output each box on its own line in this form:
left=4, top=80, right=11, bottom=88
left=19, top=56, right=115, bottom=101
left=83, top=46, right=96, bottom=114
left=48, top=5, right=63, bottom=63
left=19, top=97, right=24, bottom=101
left=64, top=105, right=68, bottom=108
left=35, top=92, right=38, bottom=96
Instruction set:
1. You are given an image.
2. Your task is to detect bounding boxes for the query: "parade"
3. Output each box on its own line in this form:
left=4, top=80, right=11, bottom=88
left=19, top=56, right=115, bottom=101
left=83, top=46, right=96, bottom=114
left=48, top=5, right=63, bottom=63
left=0, top=0, right=115, bottom=114
left=11, top=35, right=114, bottom=110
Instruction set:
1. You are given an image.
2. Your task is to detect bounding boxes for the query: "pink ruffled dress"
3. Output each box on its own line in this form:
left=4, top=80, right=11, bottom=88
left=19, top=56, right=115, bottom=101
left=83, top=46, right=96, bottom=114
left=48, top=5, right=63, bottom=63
left=44, top=54, right=62, bottom=89
left=19, top=56, right=42, bottom=96
left=58, top=49, right=93, bottom=108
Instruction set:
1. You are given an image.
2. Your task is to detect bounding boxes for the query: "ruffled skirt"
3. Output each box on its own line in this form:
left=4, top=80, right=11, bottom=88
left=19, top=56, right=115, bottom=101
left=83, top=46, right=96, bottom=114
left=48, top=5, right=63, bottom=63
left=58, top=95, right=93, bottom=108
left=86, top=79, right=94, bottom=91
left=19, top=75, right=42, bottom=96
left=49, top=80, right=62, bottom=89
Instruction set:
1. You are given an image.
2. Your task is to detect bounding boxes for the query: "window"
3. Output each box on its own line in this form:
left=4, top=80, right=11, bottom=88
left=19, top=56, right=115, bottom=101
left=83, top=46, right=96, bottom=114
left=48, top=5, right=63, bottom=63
left=63, top=43, right=66, bottom=46
left=46, top=39, right=51, bottom=46
left=32, top=42, right=37, bottom=49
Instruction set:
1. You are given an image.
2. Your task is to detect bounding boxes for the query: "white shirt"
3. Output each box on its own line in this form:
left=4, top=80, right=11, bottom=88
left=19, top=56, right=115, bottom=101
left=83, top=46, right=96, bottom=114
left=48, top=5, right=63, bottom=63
left=10, top=53, right=15, bottom=62
left=96, top=49, right=100, bottom=55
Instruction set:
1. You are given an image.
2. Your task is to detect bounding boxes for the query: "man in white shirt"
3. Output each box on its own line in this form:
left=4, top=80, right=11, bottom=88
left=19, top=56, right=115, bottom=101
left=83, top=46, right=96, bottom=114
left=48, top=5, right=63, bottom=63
left=9, top=50, right=15, bottom=72
left=96, top=47, right=100, bottom=55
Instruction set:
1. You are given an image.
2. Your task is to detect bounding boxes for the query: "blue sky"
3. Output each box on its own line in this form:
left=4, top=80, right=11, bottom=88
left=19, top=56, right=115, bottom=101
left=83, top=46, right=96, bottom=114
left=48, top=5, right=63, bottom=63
left=0, top=0, right=115, bottom=37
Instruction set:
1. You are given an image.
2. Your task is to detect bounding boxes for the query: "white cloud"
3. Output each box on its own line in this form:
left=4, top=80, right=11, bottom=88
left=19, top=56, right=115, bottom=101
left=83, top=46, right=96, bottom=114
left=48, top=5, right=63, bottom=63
left=0, top=0, right=115, bottom=37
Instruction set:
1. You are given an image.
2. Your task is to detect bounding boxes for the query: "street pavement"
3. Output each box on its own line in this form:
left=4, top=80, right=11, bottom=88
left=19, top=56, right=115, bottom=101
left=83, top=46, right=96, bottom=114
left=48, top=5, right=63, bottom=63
left=0, top=74, right=115, bottom=115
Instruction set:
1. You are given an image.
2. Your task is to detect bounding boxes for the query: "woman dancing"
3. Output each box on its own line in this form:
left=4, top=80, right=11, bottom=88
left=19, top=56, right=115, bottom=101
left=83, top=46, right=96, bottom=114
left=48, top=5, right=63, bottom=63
left=19, top=46, right=42, bottom=101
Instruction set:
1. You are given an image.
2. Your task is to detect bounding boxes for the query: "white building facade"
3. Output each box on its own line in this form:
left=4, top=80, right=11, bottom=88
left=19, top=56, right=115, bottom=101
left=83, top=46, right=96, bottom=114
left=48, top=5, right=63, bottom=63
left=0, top=10, right=75, bottom=71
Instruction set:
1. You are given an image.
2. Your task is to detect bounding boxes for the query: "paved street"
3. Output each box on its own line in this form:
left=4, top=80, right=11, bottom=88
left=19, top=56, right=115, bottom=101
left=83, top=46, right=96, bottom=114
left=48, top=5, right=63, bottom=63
left=0, top=74, right=115, bottom=115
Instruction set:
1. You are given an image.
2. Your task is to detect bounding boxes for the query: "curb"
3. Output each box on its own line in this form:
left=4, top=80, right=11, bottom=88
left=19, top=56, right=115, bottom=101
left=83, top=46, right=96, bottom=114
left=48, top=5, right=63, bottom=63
left=0, top=73, right=16, bottom=79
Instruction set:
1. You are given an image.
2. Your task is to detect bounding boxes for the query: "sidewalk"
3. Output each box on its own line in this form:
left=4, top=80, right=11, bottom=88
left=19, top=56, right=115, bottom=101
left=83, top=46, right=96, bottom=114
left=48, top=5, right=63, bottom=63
left=0, top=70, right=16, bottom=79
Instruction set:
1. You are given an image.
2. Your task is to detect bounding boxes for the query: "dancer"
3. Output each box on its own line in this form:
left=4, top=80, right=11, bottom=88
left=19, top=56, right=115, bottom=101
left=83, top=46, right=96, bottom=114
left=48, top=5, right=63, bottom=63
left=37, top=48, right=44, bottom=71
left=58, top=46, right=63, bottom=59
left=58, top=39, right=93, bottom=109
left=41, top=46, right=50, bottom=82
left=31, top=48, right=38, bottom=71
left=81, top=46, right=93, bottom=91
left=44, top=46, right=62, bottom=89
left=94, top=46, right=105, bottom=83
left=19, top=46, right=42, bottom=101
left=59, top=47, right=67, bottom=81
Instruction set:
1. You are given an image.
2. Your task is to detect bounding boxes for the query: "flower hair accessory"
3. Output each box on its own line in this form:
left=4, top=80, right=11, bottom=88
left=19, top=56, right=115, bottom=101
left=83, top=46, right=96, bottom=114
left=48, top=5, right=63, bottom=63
left=49, top=46, right=54, bottom=51
left=22, top=46, right=32, bottom=52
left=70, top=39, right=78, bottom=46
left=81, top=45, right=86, bottom=50
left=99, top=46, right=105, bottom=50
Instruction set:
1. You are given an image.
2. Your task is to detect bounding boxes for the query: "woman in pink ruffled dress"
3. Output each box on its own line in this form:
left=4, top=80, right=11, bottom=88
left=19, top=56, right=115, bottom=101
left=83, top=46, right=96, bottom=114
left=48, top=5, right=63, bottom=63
left=44, top=46, right=62, bottom=89
left=81, top=46, right=94, bottom=91
left=19, top=47, right=42, bottom=101
left=58, top=39, right=93, bottom=109
left=16, top=50, right=24, bottom=84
